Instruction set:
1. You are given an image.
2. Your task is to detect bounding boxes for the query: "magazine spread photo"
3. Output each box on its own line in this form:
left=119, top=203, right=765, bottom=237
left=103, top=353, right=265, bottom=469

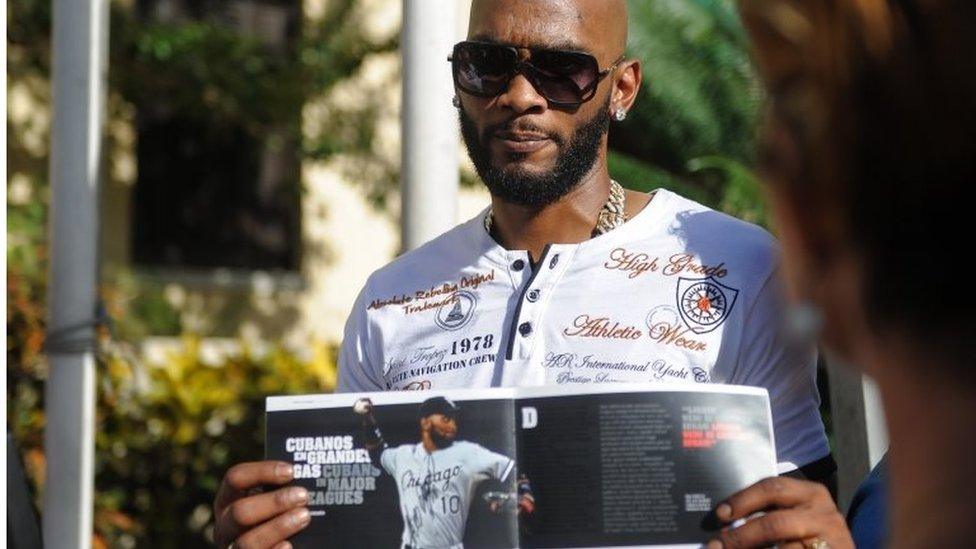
left=265, top=384, right=777, bottom=548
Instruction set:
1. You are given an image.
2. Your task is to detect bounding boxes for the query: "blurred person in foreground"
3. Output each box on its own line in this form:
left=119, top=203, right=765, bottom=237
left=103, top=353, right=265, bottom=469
left=704, top=0, right=976, bottom=547
left=212, top=0, right=836, bottom=546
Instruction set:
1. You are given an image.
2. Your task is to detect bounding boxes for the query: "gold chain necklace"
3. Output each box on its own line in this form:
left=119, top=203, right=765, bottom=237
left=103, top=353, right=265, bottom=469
left=484, top=179, right=627, bottom=237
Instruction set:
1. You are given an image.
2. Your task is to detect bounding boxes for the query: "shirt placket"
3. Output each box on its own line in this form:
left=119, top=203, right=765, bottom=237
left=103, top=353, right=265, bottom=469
left=501, top=244, right=575, bottom=385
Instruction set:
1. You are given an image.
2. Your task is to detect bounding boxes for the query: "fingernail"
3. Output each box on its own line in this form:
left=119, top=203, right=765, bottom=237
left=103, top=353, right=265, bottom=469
left=275, top=463, right=294, bottom=479
left=292, top=507, right=311, bottom=527
left=706, top=540, right=723, bottom=549
left=716, top=503, right=732, bottom=521
left=290, top=487, right=308, bottom=504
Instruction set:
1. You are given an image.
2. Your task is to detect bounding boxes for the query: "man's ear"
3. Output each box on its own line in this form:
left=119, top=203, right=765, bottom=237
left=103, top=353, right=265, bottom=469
left=420, top=417, right=431, bottom=431
left=612, top=59, right=642, bottom=115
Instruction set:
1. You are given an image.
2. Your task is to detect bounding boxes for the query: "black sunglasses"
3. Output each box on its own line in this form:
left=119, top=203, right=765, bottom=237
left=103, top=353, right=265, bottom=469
left=448, top=41, right=624, bottom=108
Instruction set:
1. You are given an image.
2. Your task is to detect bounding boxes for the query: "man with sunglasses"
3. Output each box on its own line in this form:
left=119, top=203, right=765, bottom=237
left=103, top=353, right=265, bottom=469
left=214, top=1, right=832, bottom=546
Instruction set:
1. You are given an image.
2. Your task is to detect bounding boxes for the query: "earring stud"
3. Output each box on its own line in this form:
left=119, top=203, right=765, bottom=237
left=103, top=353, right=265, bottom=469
left=614, top=108, right=627, bottom=122
left=452, top=96, right=461, bottom=108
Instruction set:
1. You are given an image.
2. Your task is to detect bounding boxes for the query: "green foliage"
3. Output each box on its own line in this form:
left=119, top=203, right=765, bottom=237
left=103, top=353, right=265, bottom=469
left=613, top=0, right=767, bottom=224
left=7, top=328, right=337, bottom=547
left=108, top=0, right=399, bottom=205
left=6, top=0, right=52, bottom=76
left=621, top=0, right=759, bottom=167
left=114, top=20, right=302, bottom=136
left=687, top=155, right=767, bottom=226
left=18, top=0, right=397, bottom=225
left=109, top=1, right=396, bottom=141
left=90, top=338, right=336, bottom=547
left=608, top=150, right=711, bottom=204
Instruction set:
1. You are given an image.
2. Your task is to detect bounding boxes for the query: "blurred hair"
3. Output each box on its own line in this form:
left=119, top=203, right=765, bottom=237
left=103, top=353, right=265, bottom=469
left=740, top=0, right=976, bottom=363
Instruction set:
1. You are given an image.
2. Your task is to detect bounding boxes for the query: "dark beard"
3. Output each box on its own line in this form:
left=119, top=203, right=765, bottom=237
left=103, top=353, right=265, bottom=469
left=459, top=98, right=610, bottom=208
left=429, top=429, right=455, bottom=449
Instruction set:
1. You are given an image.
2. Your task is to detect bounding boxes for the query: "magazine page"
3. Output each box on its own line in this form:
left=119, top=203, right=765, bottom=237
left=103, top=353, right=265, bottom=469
left=514, top=384, right=776, bottom=549
left=265, top=389, right=520, bottom=548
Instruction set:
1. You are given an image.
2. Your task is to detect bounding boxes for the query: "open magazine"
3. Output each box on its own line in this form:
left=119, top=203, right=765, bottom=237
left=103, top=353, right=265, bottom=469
left=265, top=384, right=777, bottom=548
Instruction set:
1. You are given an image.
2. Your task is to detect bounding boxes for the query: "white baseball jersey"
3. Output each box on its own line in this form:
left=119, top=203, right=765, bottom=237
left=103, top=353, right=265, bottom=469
left=380, top=441, right=514, bottom=548
left=339, top=189, right=829, bottom=472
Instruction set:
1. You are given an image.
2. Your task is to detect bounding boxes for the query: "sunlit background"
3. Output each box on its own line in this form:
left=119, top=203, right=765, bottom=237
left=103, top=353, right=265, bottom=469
left=7, top=0, right=779, bottom=546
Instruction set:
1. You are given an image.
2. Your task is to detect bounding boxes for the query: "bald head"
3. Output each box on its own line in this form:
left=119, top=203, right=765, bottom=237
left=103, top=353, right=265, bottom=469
left=457, top=0, right=641, bottom=211
left=468, top=0, right=628, bottom=63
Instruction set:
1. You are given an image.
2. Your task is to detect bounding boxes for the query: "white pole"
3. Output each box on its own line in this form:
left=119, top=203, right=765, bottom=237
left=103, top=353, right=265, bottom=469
left=828, top=359, right=889, bottom=510
left=44, top=0, right=109, bottom=545
left=861, top=375, right=888, bottom=467
left=401, top=0, right=460, bottom=251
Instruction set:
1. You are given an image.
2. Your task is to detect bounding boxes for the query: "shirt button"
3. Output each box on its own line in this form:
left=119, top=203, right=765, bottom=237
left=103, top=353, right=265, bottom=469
left=527, top=289, right=540, bottom=302
left=549, top=254, right=560, bottom=269
left=512, top=259, right=525, bottom=271
left=518, top=322, right=533, bottom=336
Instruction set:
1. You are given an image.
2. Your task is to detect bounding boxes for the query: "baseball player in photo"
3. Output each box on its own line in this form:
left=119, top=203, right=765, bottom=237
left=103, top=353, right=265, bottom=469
left=353, top=396, right=534, bottom=549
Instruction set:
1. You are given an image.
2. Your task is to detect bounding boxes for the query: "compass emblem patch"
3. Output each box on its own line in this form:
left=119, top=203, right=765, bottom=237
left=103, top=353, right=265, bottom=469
left=435, top=290, right=478, bottom=331
left=676, top=277, right=739, bottom=334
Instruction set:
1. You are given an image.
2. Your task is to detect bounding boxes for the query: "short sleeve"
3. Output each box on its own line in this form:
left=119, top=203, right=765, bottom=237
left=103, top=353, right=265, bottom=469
left=730, top=268, right=830, bottom=473
left=469, top=444, right=515, bottom=482
left=337, top=279, right=385, bottom=393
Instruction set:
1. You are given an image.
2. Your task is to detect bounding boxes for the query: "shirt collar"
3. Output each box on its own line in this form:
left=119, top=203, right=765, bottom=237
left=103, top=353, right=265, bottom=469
left=464, top=188, right=676, bottom=260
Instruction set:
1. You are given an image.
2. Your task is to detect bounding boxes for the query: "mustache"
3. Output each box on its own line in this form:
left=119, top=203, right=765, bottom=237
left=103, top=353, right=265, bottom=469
left=480, top=118, right=565, bottom=146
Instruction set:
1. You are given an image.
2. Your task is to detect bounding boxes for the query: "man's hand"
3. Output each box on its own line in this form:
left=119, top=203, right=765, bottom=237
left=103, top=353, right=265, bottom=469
left=705, top=477, right=853, bottom=549
left=213, top=461, right=311, bottom=549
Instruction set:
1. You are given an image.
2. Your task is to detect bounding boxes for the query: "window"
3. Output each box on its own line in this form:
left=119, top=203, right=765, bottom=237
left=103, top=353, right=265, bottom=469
left=130, top=0, right=301, bottom=271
